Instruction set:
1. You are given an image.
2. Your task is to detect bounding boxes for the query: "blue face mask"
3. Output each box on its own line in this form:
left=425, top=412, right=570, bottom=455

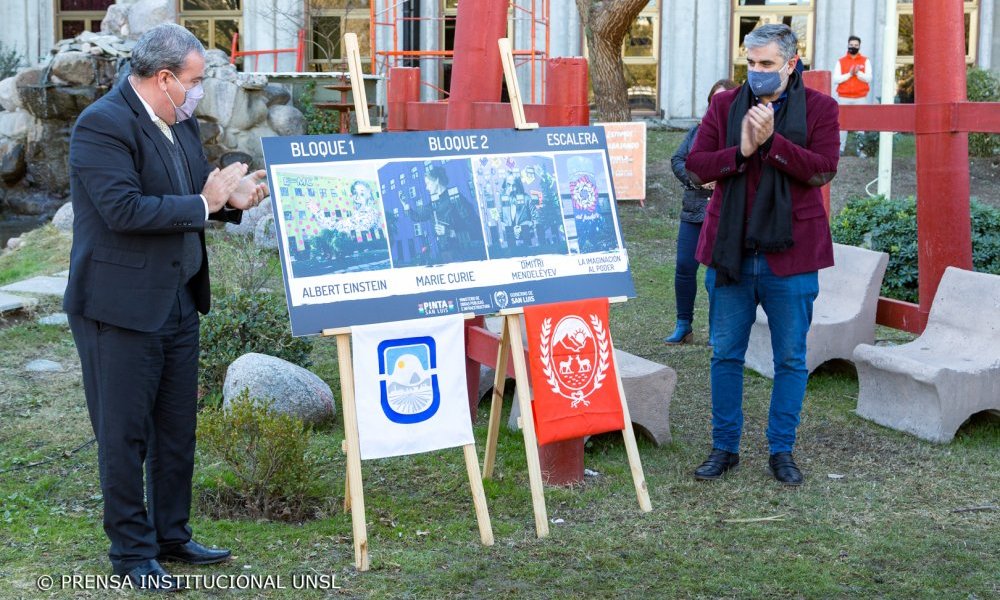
left=748, top=64, right=788, bottom=97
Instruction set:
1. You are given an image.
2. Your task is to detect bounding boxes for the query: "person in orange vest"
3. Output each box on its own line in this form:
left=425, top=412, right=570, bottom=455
left=834, top=35, right=872, bottom=154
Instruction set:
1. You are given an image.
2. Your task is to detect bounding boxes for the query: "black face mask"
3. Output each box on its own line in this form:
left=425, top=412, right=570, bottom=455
left=848, top=47, right=860, bottom=55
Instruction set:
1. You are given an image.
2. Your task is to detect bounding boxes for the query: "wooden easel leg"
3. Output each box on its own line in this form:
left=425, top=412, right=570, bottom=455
left=342, top=440, right=352, bottom=512
left=335, top=333, right=370, bottom=570
left=463, top=444, right=495, bottom=546
left=505, top=314, right=550, bottom=538
left=612, top=350, right=652, bottom=512
left=483, top=318, right=511, bottom=478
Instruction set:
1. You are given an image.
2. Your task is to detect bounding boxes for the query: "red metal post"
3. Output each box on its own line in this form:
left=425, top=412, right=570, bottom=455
left=912, top=1, right=973, bottom=319
left=802, top=70, right=832, bottom=217
left=544, top=58, right=590, bottom=126
left=445, top=0, right=508, bottom=129
left=387, top=67, right=420, bottom=131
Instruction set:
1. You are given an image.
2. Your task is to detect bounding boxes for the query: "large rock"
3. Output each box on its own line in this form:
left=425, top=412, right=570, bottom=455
left=125, top=0, right=178, bottom=40
left=226, top=199, right=270, bottom=236
left=51, top=51, right=97, bottom=86
left=262, top=84, right=291, bottom=107
left=222, top=124, right=276, bottom=168
left=267, top=104, right=306, bottom=136
left=20, top=85, right=100, bottom=121
left=14, top=68, right=43, bottom=90
left=0, top=140, right=26, bottom=184
left=101, top=4, right=130, bottom=37
left=197, top=77, right=238, bottom=127
left=0, top=110, right=35, bottom=141
left=52, top=202, right=74, bottom=232
left=0, top=76, right=22, bottom=112
left=4, top=191, right=64, bottom=216
left=204, top=49, right=230, bottom=68
left=25, top=121, right=72, bottom=195
left=236, top=73, right=268, bottom=91
left=254, top=213, right=278, bottom=249
left=223, top=353, right=335, bottom=425
left=197, top=119, right=221, bottom=145
left=227, top=88, right=269, bottom=131
left=218, top=150, right=253, bottom=169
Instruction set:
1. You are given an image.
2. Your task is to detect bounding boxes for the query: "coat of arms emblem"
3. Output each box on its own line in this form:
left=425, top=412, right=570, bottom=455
left=537, top=313, right=611, bottom=408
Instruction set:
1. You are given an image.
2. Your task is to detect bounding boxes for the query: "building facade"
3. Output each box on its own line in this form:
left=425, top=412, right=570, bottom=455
left=3, top=1, right=998, bottom=122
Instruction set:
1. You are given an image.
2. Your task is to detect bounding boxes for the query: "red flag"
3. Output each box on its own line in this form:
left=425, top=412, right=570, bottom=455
left=523, top=298, right=624, bottom=446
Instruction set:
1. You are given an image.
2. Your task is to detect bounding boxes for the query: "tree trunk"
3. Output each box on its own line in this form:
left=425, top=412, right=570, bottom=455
left=576, top=0, right=651, bottom=122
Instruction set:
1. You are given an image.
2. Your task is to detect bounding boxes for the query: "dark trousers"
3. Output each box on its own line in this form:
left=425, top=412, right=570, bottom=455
left=675, top=220, right=706, bottom=322
left=69, top=287, right=199, bottom=571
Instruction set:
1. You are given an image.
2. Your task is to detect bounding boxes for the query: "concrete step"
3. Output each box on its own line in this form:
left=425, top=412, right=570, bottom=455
left=0, top=275, right=68, bottom=297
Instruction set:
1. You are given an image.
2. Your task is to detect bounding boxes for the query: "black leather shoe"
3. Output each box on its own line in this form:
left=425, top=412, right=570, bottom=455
left=693, top=448, right=740, bottom=480
left=158, top=540, right=231, bottom=565
left=114, top=559, right=185, bottom=593
left=768, top=452, right=804, bottom=486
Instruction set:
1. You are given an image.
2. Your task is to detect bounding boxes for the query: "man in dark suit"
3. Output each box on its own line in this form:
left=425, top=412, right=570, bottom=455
left=64, top=23, right=268, bottom=591
left=685, top=24, right=839, bottom=486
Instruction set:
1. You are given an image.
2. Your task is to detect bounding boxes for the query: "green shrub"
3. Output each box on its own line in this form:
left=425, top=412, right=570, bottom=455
left=197, top=390, right=325, bottom=520
left=199, top=291, right=312, bottom=396
left=208, top=231, right=280, bottom=296
left=296, top=79, right=343, bottom=135
left=832, top=195, right=1000, bottom=303
left=967, top=67, right=1000, bottom=157
left=0, top=42, right=24, bottom=80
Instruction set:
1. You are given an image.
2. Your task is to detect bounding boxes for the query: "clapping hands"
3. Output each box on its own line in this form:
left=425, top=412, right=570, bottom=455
left=226, top=169, right=269, bottom=211
left=740, top=102, right=775, bottom=157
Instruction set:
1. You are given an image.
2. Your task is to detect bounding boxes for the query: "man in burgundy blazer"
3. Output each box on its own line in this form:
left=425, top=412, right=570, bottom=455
left=684, top=24, right=839, bottom=486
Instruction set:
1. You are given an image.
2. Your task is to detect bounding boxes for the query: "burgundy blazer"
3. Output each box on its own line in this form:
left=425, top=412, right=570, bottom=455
left=685, top=85, right=839, bottom=276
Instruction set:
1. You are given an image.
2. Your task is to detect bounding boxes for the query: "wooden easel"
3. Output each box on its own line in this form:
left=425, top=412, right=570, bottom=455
left=480, top=302, right=652, bottom=521
left=498, top=38, right=538, bottom=130
left=344, top=33, right=381, bottom=134
left=322, top=38, right=493, bottom=573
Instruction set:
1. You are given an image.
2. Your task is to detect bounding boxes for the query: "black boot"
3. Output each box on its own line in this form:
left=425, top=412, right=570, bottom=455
left=767, top=452, right=804, bottom=486
left=693, top=448, right=740, bottom=480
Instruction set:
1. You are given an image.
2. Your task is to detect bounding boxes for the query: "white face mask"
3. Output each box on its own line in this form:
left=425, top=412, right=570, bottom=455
left=165, top=72, right=204, bottom=122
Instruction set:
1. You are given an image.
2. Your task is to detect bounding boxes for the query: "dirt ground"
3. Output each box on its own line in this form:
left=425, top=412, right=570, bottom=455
left=829, top=156, right=1000, bottom=216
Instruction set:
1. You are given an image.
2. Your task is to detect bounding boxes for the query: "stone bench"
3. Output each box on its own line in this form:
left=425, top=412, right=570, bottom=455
left=502, top=348, right=675, bottom=446
left=479, top=318, right=675, bottom=446
left=745, top=243, right=889, bottom=378
left=853, top=267, right=1000, bottom=443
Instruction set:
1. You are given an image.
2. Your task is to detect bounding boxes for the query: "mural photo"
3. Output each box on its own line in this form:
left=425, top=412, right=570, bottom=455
left=378, top=159, right=488, bottom=267
left=472, top=155, right=568, bottom=259
left=554, top=151, right=620, bottom=254
left=276, top=170, right=390, bottom=278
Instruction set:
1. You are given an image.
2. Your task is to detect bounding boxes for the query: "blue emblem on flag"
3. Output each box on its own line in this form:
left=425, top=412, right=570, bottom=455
left=377, top=336, right=441, bottom=424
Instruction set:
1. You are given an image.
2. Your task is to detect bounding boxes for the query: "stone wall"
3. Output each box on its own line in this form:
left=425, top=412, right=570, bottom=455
left=0, top=31, right=304, bottom=217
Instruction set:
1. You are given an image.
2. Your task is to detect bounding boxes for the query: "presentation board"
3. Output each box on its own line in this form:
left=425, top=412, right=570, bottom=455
left=261, top=126, right=636, bottom=335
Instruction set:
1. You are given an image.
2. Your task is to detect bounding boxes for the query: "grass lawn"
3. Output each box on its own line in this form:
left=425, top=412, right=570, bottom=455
left=0, top=131, right=997, bottom=599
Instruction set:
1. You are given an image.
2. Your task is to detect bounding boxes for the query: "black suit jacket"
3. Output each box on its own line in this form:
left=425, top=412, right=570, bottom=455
left=64, top=80, right=242, bottom=332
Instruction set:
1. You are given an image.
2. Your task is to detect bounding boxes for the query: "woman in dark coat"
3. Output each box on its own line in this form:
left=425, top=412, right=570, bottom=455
left=665, top=79, right=739, bottom=345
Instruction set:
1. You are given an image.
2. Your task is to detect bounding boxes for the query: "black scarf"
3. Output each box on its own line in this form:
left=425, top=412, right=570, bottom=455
left=711, top=71, right=807, bottom=286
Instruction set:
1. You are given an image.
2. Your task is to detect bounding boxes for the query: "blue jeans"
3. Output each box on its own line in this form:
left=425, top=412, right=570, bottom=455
left=705, top=254, right=818, bottom=454
left=675, top=220, right=705, bottom=323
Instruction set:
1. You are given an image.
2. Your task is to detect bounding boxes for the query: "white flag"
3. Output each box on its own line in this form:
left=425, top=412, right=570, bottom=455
left=351, top=314, right=474, bottom=460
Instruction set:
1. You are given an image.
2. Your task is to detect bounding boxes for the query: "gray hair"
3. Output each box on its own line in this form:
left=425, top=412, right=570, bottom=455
left=129, top=23, right=205, bottom=78
left=744, top=24, right=798, bottom=61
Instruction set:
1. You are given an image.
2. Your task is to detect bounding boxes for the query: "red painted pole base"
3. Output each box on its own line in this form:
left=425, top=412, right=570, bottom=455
left=538, top=438, right=584, bottom=485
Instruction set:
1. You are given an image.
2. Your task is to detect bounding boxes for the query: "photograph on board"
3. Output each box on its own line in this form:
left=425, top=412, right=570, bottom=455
left=553, top=151, right=619, bottom=254
left=274, top=170, right=390, bottom=278
left=378, top=159, right=488, bottom=268
left=472, top=155, right=568, bottom=259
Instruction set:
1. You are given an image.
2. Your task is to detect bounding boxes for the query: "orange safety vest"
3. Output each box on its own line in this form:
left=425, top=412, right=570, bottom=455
left=837, top=53, right=869, bottom=98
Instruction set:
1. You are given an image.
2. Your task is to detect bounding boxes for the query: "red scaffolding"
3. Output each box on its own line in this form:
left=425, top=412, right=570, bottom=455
left=369, top=0, right=550, bottom=102
left=837, top=2, right=1000, bottom=333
